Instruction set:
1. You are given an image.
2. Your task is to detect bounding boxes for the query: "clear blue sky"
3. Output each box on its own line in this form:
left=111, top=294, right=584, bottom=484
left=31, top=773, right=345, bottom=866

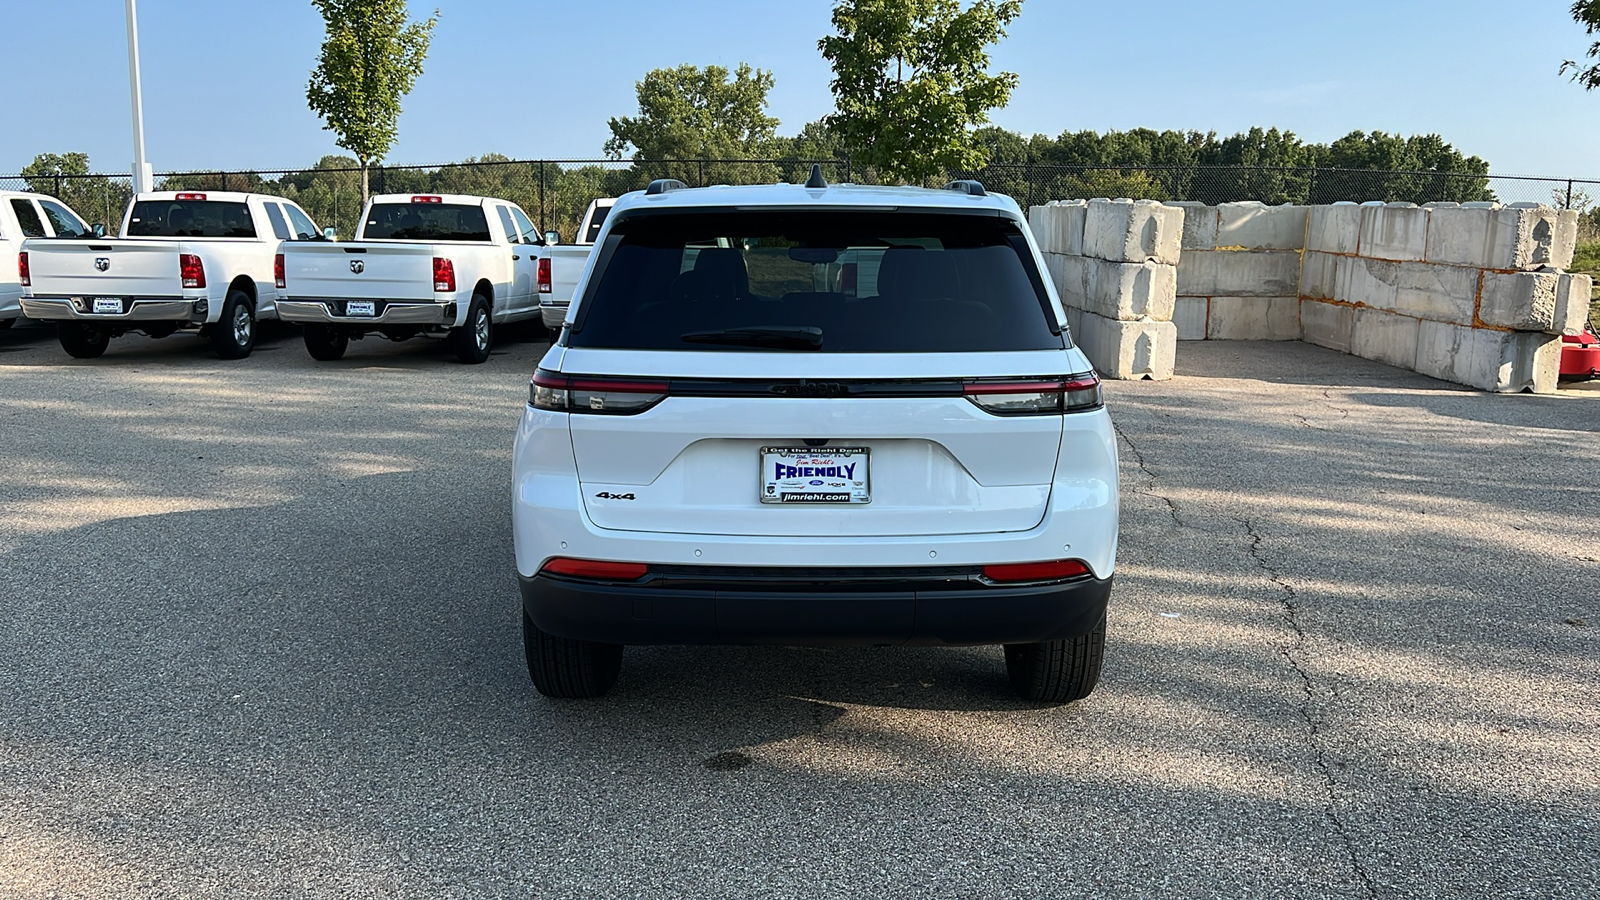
left=6, top=0, right=1600, bottom=177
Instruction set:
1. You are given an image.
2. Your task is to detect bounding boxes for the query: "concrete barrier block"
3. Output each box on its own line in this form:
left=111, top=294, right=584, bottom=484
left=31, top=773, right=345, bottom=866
left=1174, top=296, right=1208, bottom=340
left=1173, top=202, right=1218, bottom=251
left=1072, top=310, right=1177, bottom=380
left=1479, top=271, right=1560, bottom=332
left=1424, top=206, right=1563, bottom=270
left=1217, top=202, right=1308, bottom=251
left=1419, top=325, right=1560, bottom=393
left=1044, top=252, right=1089, bottom=309
left=1301, top=300, right=1354, bottom=353
left=1333, top=258, right=1477, bottom=325
left=1306, top=204, right=1362, bottom=254
left=1205, top=296, right=1301, bottom=340
left=1358, top=204, right=1430, bottom=261
left=1029, top=201, right=1087, bottom=256
left=1555, top=272, right=1593, bottom=336
left=1177, top=249, right=1301, bottom=298
left=1084, top=199, right=1183, bottom=264
left=1350, top=307, right=1420, bottom=369
left=1554, top=209, right=1578, bottom=271
left=1084, top=258, right=1176, bottom=321
left=1300, top=251, right=1339, bottom=300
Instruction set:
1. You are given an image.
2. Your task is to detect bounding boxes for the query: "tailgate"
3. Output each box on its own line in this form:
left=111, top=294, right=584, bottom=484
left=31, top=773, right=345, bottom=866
left=543, top=245, right=590, bottom=304
left=23, top=241, right=180, bottom=297
left=282, top=242, right=437, bottom=301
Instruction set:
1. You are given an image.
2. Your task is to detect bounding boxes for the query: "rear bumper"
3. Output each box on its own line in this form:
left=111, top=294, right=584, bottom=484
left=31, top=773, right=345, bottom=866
left=20, top=296, right=199, bottom=322
left=520, top=566, right=1112, bottom=647
left=538, top=299, right=568, bottom=328
left=277, top=299, right=456, bottom=326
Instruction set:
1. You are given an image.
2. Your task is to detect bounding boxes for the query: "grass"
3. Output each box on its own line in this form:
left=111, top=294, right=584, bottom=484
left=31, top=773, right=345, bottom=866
left=1569, top=240, right=1600, bottom=329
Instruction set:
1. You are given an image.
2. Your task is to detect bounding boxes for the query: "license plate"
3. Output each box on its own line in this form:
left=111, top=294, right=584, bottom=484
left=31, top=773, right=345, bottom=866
left=345, top=301, right=376, bottom=316
left=760, top=446, right=870, bottom=504
left=91, top=297, right=124, bottom=314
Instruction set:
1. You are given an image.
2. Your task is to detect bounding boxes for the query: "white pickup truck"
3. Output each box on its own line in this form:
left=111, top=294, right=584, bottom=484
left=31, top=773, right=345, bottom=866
left=2, top=190, right=101, bottom=329
left=20, top=190, right=324, bottom=359
left=536, top=197, right=613, bottom=331
left=277, top=193, right=553, bottom=363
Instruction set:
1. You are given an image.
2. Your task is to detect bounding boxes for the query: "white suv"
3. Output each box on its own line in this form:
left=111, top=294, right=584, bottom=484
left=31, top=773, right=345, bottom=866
left=511, top=172, right=1119, bottom=703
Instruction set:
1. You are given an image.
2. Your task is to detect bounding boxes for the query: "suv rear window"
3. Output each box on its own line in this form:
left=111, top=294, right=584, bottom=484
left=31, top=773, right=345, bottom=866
left=127, top=200, right=256, bottom=238
left=568, top=211, right=1063, bottom=353
left=363, top=203, right=490, bottom=241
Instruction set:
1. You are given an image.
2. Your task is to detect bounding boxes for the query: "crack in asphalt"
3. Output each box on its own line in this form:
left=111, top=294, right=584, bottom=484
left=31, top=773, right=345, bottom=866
left=1113, top=422, right=1186, bottom=529
left=1240, top=516, right=1378, bottom=900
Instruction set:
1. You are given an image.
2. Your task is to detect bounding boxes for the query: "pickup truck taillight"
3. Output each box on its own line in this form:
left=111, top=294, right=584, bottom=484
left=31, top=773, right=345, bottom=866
left=179, top=254, right=206, bottom=289
left=537, top=257, right=552, bottom=293
left=274, top=253, right=285, bottom=289
left=433, top=257, right=455, bottom=293
left=17, top=252, right=28, bottom=287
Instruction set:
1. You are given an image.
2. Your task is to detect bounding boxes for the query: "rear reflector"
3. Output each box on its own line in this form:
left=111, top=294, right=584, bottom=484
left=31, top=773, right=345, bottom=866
left=179, top=253, right=206, bottom=289
left=433, top=257, right=455, bottom=292
left=412, top=195, right=442, bottom=203
left=175, top=192, right=206, bottom=201
left=17, top=251, right=28, bottom=287
left=273, top=253, right=285, bottom=289
left=982, top=559, right=1091, bottom=583
left=541, top=558, right=649, bottom=580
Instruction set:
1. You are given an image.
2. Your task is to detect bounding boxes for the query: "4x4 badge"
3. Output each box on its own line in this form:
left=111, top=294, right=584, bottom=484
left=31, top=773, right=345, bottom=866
left=593, top=492, right=636, bottom=501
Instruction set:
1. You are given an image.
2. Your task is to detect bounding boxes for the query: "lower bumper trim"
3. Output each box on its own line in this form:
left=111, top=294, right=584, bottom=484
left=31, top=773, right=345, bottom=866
left=277, top=299, right=452, bottom=325
left=20, top=297, right=196, bottom=321
left=520, top=568, right=1112, bottom=647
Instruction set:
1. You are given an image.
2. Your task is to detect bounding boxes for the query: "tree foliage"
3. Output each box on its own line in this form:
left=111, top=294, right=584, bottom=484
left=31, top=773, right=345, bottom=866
left=306, top=0, right=437, bottom=203
left=605, top=63, right=782, bottom=186
left=21, top=152, right=131, bottom=230
left=821, top=0, right=1022, bottom=183
left=1563, top=1, right=1600, bottom=88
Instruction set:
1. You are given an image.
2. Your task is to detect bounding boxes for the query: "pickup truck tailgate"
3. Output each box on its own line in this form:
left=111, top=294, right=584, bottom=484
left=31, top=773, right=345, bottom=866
left=282, top=242, right=438, bottom=301
left=24, top=241, right=181, bottom=297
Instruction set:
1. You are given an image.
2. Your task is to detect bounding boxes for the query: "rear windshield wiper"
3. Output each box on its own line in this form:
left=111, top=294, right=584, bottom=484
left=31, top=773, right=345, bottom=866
left=680, top=326, right=823, bottom=350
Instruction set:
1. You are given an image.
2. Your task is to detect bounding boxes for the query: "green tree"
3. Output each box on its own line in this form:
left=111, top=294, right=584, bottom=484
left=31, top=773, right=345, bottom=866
left=605, top=63, right=781, bottom=186
left=1563, top=1, right=1600, bottom=87
left=820, top=0, right=1023, bottom=184
left=306, top=0, right=437, bottom=204
left=21, top=152, right=131, bottom=231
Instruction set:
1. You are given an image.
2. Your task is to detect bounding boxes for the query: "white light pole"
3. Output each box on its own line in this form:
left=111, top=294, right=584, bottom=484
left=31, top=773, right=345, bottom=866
left=126, top=0, right=153, bottom=193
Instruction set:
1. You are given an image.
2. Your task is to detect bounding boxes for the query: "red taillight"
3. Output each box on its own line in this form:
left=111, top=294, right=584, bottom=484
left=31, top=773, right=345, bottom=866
left=531, top=370, right=668, bottom=415
left=982, top=560, right=1091, bottom=583
left=537, top=257, right=552, bottom=293
left=179, top=254, right=205, bottom=289
left=433, top=257, right=455, bottom=292
left=541, top=558, right=649, bottom=581
left=175, top=192, right=206, bottom=201
left=17, top=251, right=29, bottom=287
left=964, top=373, right=1102, bottom=415
left=274, top=253, right=285, bottom=289
left=840, top=261, right=857, bottom=296
left=412, top=195, right=442, bottom=204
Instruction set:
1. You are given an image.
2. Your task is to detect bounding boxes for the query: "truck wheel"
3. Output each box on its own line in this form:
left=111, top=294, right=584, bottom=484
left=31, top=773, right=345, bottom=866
left=57, top=322, right=111, bottom=359
left=523, top=611, right=622, bottom=698
left=303, top=324, right=348, bottom=361
left=450, top=294, right=492, bottom=364
left=210, top=290, right=255, bottom=360
left=1004, top=612, right=1106, bottom=704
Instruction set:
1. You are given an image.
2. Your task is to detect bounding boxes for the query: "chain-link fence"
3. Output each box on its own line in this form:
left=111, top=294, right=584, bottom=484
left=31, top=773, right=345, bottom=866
left=6, top=158, right=1600, bottom=241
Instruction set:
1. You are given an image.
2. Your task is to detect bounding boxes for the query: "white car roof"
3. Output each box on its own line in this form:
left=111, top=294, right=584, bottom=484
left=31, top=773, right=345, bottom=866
left=133, top=190, right=285, bottom=204
left=368, top=193, right=508, bottom=206
left=608, top=181, right=1023, bottom=220
left=0, top=189, right=66, bottom=202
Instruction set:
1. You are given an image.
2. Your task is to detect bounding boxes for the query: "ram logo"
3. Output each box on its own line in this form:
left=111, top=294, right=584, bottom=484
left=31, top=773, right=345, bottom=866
left=349, top=260, right=365, bottom=274
left=94, top=258, right=110, bottom=272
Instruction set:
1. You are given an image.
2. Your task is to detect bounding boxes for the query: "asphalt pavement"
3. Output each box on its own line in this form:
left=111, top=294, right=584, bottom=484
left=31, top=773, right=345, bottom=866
left=1, top=320, right=1596, bottom=898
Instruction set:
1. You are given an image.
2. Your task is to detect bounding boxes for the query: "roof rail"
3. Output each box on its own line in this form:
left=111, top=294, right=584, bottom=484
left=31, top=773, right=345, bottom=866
left=943, top=179, right=987, bottom=197
left=645, top=178, right=689, bottom=196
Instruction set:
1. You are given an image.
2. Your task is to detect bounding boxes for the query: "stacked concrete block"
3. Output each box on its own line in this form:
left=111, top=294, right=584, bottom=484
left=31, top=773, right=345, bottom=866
left=1029, top=199, right=1183, bottom=379
left=1414, top=320, right=1562, bottom=393
left=1423, top=204, right=1574, bottom=271
left=1555, top=272, right=1594, bottom=336
left=1357, top=202, right=1430, bottom=261
left=1174, top=201, right=1305, bottom=342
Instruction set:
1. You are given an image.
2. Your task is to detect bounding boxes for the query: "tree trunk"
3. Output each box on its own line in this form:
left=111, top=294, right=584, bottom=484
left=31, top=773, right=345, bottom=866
left=360, top=161, right=370, bottom=207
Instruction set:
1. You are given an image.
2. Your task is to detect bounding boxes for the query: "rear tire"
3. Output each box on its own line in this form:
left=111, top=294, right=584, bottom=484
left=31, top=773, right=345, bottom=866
left=209, top=289, right=255, bottom=359
left=450, top=294, right=492, bottom=364
left=523, top=611, right=622, bottom=698
left=1004, top=613, right=1106, bottom=704
left=57, top=322, right=110, bottom=359
left=303, top=324, right=348, bottom=361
